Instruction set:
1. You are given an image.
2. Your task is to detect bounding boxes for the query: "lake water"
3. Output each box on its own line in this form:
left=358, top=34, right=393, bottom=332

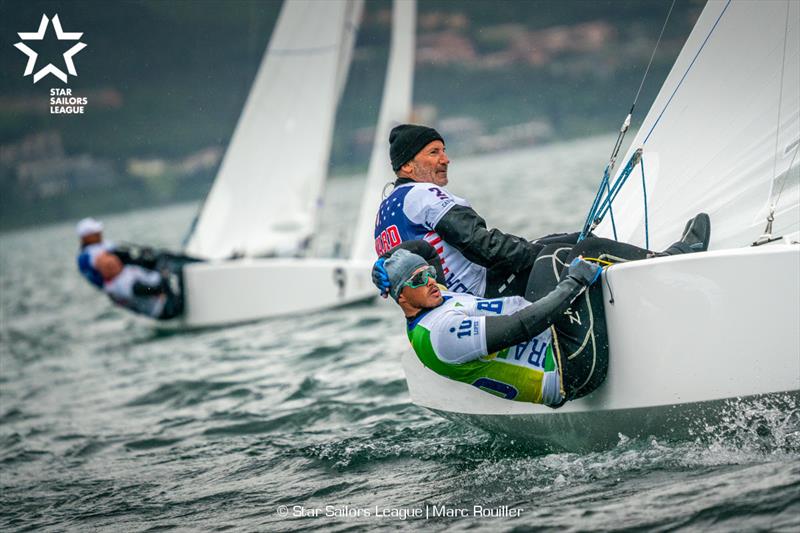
left=2, top=135, right=798, bottom=531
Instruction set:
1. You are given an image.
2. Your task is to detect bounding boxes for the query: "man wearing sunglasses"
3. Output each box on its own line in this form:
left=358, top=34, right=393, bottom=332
left=380, top=197, right=710, bottom=404
left=381, top=243, right=606, bottom=406
left=375, top=124, right=578, bottom=299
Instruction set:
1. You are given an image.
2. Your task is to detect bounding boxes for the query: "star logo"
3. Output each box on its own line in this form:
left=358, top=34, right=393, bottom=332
left=14, top=14, right=87, bottom=84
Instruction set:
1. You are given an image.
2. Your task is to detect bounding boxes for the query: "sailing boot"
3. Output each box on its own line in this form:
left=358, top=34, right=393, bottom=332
left=653, top=213, right=711, bottom=256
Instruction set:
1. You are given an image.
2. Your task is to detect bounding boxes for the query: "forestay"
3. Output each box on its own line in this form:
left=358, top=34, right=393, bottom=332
left=594, top=0, right=799, bottom=251
left=185, top=0, right=364, bottom=259
left=350, top=0, right=416, bottom=262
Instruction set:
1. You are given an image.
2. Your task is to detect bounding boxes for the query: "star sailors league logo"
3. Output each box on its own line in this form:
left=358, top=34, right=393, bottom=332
left=14, top=14, right=86, bottom=84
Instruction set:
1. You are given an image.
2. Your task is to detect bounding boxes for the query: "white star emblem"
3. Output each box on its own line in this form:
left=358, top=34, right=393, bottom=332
left=14, top=14, right=87, bottom=84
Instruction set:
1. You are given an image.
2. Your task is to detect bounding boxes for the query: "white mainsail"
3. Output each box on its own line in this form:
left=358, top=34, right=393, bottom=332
left=351, top=0, right=416, bottom=261
left=595, top=0, right=800, bottom=251
left=185, top=0, right=364, bottom=260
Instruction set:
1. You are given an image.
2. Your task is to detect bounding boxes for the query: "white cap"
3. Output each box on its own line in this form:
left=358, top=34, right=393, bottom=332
left=76, top=217, right=104, bottom=238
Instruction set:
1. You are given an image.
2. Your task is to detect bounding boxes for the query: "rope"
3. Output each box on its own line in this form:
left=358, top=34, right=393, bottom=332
left=580, top=168, right=611, bottom=240
left=580, top=156, right=637, bottom=241
left=579, top=1, right=677, bottom=242
left=592, top=149, right=643, bottom=229
left=640, top=156, right=650, bottom=249
left=582, top=257, right=614, bottom=266
left=603, top=268, right=615, bottom=305
left=603, top=173, right=618, bottom=240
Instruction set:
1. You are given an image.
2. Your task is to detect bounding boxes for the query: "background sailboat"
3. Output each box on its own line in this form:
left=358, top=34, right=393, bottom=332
left=176, top=0, right=415, bottom=327
left=184, top=0, right=362, bottom=259
left=401, top=0, right=800, bottom=450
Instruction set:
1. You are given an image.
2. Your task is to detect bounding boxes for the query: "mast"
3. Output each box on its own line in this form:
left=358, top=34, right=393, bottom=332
left=350, top=0, right=416, bottom=262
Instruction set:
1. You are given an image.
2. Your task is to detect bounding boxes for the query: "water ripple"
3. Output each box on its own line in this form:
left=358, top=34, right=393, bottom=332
left=2, top=139, right=798, bottom=531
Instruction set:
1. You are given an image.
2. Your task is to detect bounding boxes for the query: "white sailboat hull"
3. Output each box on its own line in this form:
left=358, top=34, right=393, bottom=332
left=402, top=245, right=800, bottom=450
left=173, top=259, right=375, bottom=328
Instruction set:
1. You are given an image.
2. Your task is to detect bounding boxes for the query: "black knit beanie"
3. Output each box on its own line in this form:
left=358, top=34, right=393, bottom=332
left=389, top=124, right=444, bottom=171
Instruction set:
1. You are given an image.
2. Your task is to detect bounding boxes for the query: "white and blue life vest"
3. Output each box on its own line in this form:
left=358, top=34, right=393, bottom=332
left=77, top=241, right=113, bottom=289
left=374, top=183, right=487, bottom=296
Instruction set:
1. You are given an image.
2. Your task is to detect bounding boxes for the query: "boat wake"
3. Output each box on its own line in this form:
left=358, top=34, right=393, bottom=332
left=689, top=393, right=800, bottom=456
left=292, top=394, right=800, bottom=530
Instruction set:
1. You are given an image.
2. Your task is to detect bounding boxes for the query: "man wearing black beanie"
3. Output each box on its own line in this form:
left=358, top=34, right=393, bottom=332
left=388, top=124, right=445, bottom=176
left=373, top=124, right=578, bottom=298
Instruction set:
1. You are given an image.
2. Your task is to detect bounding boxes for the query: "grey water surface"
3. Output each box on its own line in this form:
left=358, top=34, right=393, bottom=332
left=2, top=136, right=799, bottom=531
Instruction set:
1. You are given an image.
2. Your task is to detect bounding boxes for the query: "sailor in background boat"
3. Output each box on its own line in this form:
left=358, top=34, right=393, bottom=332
left=75, top=217, right=201, bottom=320
left=379, top=216, right=710, bottom=404
left=375, top=124, right=580, bottom=299
left=76, top=217, right=115, bottom=288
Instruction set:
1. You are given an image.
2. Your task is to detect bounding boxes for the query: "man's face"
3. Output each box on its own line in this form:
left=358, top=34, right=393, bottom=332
left=398, top=266, right=443, bottom=310
left=404, top=140, right=449, bottom=186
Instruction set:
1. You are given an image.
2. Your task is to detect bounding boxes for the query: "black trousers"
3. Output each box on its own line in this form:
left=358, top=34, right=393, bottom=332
left=525, top=237, right=649, bottom=400
left=485, top=232, right=584, bottom=298
left=155, top=253, right=203, bottom=320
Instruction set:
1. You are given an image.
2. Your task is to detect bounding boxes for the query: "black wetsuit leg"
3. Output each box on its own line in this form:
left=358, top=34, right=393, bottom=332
left=525, top=242, right=596, bottom=400
left=564, top=237, right=649, bottom=267
left=154, top=253, right=204, bottom=320
left=114, top=245, right=160, bottom=269
left=526, top=237, right=650, bottom=400
left=484, top=233, right=583, bottom=298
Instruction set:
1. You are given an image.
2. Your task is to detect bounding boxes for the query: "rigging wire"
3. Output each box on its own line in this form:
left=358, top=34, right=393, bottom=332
left=606, top=0, right=676, bottom=169
left=770, top=1, right=790, bottom=188
left=633, top=0, right=676, bottom=111
left=643, top=0, right=731, bottom=145
left=768, top=0, right=793, bottom=213
left=753, top=143, right=799, bottom=246
left=755, top=0, right=794, bottom=245
left=770, top=141, right=800, bottom=224
left=640, top=157, right=650, bottom=250
left=580, top=0, right=676, bottom=242
left=776, top=143, right=800, bottom=208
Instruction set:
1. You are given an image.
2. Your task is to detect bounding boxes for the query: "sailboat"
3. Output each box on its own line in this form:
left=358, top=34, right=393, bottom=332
left=174, top=0, right=415, bottom=327
left=401, top=0, right=800, bottom=451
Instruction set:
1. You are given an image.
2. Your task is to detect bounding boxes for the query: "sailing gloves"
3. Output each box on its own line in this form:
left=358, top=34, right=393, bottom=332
left=566, top=256, right=602, bottom=286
